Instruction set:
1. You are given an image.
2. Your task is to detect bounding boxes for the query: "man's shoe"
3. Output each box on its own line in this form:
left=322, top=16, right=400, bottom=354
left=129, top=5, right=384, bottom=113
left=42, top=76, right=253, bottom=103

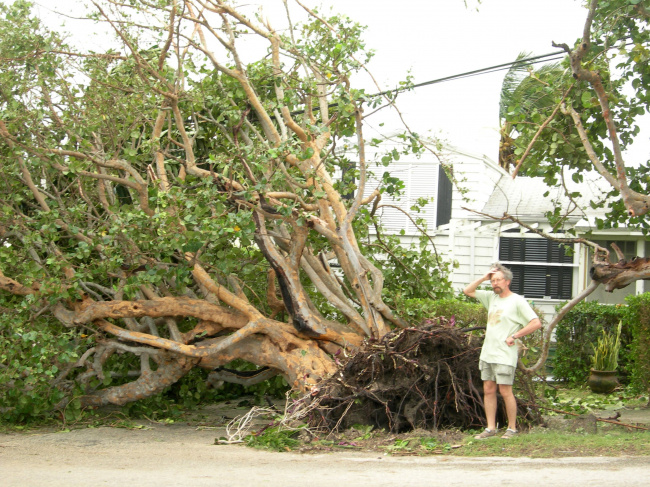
left=474, top=428, right=497, bottom=439
left=501, top=428, right=518, bottom=439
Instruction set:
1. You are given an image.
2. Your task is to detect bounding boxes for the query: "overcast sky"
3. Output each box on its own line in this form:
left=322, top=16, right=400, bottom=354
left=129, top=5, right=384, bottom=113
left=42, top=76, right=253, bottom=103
left=22, top=0, right=646, bottom=163
left=317, top=0, right=590, bottom=159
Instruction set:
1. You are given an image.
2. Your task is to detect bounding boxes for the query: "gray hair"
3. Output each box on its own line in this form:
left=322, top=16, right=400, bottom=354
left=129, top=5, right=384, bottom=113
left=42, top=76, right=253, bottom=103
left=491, top=262, right=513, bottom=281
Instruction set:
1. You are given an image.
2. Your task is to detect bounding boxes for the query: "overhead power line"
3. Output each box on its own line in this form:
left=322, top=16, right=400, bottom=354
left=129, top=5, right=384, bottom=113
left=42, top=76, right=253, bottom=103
left=273, top=51, right=566, bottom=118
left=374, top=50, right=568, bottom=98
left=374, top=37, right=641, bottom=98
left=284, top=50, right=570, bottom=117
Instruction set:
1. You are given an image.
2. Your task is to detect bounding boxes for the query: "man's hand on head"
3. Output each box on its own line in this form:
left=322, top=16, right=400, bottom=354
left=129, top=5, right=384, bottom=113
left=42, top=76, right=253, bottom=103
left=483, top=268, right=499, bottom=281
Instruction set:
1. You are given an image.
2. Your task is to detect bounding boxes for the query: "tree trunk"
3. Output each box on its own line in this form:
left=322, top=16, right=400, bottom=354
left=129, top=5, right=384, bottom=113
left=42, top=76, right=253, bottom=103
left=590, top=257, right=650, bottom=291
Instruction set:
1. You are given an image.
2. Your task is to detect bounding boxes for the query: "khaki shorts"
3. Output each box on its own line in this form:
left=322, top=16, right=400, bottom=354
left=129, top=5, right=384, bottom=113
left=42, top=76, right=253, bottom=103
left=479, top=360, right=516, bottom=385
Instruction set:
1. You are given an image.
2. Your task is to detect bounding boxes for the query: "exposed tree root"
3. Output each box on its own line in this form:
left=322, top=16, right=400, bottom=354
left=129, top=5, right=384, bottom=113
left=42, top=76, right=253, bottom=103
left=295, top=320, right=542, bottom=433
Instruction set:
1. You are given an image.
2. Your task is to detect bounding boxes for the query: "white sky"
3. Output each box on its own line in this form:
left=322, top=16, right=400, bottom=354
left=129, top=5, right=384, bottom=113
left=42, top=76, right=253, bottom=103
left=18, top=0, right=649, bottom=163
left=320, top=0, right=590, bottom=160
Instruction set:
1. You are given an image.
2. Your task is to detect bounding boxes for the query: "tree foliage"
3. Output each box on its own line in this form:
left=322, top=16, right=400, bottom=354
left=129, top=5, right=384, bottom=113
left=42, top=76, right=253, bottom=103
left=498, top=0, right=650, bottom=290
left=495, top=0, right=650, bottom=376
left=502, top=0, right=650, bottom=231
left=0, top=0, right=452, bottom=417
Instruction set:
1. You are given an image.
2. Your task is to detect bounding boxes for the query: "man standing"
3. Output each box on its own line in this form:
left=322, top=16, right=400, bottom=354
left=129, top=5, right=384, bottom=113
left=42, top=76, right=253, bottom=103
left=463, top=263, right=542, bottom=439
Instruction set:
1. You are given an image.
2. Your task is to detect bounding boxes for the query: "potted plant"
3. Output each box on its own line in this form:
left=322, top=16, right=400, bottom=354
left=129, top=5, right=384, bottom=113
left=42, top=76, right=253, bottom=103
left=587, top=321, right=622, bottom=394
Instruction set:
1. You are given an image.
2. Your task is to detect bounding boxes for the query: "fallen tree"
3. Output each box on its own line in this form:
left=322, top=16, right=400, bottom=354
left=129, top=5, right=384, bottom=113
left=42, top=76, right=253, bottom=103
left=0, top=0, right=451, bottom=415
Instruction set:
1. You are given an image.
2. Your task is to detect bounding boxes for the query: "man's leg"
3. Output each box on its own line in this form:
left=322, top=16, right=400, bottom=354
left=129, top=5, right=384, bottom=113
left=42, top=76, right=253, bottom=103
left=499, top=384, right=517, bottom=430
left=483, top=380, right=498, bottom=430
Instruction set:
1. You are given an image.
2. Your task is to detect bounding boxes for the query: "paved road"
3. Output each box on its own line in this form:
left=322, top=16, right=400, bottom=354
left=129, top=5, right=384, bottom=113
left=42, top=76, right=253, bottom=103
left=2, top=424, right=649, bottom=487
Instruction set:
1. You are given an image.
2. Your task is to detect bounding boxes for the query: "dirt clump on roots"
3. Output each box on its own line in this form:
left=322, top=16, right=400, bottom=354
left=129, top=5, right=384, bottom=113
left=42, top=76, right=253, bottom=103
left=301, top=320, right=541, bottom=434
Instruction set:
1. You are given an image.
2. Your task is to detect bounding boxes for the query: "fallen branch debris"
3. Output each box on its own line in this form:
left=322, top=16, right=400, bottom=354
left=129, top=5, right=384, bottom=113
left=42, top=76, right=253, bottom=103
left=539, top=406, right=650, bottom=431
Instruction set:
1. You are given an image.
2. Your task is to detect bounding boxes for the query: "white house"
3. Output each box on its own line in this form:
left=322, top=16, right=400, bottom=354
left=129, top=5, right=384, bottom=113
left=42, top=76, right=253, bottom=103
left=361, top=138, right=649, bottom=322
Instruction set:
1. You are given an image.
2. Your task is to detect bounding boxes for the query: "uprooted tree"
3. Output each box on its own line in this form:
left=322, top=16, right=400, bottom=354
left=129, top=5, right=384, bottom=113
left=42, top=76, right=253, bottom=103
left=0, top=0, right=453, bottom=416
left=2, top=0, right=649, bottom=424
left=495, top=0, right=650, bottom=374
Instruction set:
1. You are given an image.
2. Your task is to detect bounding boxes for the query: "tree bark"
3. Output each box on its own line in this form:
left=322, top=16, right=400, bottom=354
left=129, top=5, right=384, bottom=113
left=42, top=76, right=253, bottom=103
left=80, top=352, right=198, bottom=407
left=591, top=257, right=650, bottom=292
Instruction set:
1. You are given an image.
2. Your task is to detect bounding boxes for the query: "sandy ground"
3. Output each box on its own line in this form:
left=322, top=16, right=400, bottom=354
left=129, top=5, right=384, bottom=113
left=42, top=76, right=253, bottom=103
left=2, top=403, right=650, bottom=487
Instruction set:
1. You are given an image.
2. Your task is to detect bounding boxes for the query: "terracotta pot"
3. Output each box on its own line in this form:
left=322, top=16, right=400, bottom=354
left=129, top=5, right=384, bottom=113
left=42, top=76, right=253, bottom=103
left=587, top=369, right=618, bottom=394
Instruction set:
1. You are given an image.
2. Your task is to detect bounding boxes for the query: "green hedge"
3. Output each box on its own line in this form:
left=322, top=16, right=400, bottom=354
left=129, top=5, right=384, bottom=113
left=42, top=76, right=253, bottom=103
left=552, top=301, right=630, bottom=385
left=395, top=297, right=487, bottom=328
left=625, top=293, right=650, bottom=392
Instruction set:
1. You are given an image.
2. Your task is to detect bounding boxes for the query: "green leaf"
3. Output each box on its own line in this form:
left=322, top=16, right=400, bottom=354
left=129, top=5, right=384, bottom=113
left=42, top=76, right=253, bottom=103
left=298, top=147, right=314, bottom=161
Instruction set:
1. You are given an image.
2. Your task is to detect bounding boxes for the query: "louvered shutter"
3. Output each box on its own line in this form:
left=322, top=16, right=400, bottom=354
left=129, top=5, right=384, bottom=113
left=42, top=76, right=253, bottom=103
left=524, top=239, right=548, bottom=262
left=499, top=236, right=573, bottom=299
left=406, top=163, right=438, bottom=233
left=380, top=165, right=410, bottom=233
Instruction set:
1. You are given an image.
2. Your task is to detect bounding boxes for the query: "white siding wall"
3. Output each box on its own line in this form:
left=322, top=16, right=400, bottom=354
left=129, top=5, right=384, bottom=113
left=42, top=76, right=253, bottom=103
left=361, top=144, right=505, bottom=237
left=445, top=148, right=506, bottom=221
left=442, top=225, right=498, bottom=294
left=360, top=144, right=507, bottom=296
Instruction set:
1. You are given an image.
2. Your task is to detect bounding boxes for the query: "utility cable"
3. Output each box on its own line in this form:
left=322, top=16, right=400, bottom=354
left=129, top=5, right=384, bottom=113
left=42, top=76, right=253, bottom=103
left=283, top=50, right=570, bottom=117
left=381, top=51, right=567, bottom=96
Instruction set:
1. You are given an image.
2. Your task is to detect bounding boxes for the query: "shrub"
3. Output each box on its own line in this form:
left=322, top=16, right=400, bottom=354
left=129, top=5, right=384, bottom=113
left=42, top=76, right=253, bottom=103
left=394, top=297, right=486, bottom=328
left=624, top=293, right=650, bottom=393
left=553, top=301, right=630, bottom=385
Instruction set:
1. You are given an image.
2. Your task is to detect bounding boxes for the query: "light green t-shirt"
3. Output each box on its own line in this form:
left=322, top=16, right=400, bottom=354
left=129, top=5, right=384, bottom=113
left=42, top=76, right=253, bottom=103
left=475, top=290, right=538, bottom=367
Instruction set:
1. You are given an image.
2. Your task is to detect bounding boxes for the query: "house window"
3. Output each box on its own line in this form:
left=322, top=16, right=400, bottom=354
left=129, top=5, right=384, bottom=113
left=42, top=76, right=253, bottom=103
left=498, top=236, right=574, bottom=299
left=364, top=162, right=450, bottom=234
